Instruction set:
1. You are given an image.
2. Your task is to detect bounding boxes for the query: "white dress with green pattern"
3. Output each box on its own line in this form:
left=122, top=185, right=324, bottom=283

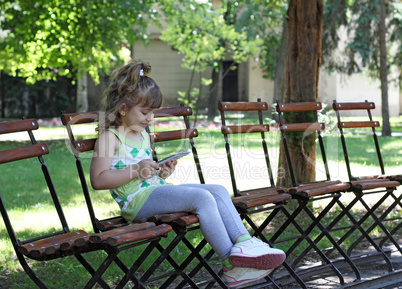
left=108, top=128, right=168, bottom=222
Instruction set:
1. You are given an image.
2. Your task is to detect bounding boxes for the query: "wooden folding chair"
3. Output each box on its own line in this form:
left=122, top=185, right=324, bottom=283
left=218, top=100, right=307, bottom=288
left=61, top=108, right=227, bottom=289
left=332, top=100, right=401, bottom=259
left=0, top=119, right=172, bottom=289
left=145, top=105, right=233, bottom=289
left=275, top=101, right=363, bottom=284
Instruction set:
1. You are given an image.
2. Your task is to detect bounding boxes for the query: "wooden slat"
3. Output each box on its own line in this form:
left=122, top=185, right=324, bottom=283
left=352, top=181, right=400, bottom=190
left=338, top=121, right=380, bottom=129
left=150, top=129, right=198, bottom=142
left=298, top=183, right=350, bottom=198
left=73, top=235, right=91, bottom=248
left=288, top=181, right=341, bottom=194
left=236, top=194, right=291, bottom=210
left=160, top=212, right=190, bottom=223
left=239, top=187, right=286, bottom=195
left=218, top=101, right=268, bottom=112
left=154, top=107, right=192, bottom=118
left=221, top=124, right=269, bottom=135
left=176, top=215, right=200, bottom=227
left=0, top=143, right=49, bottom=164
left=281, top=122, right=325, bottom=131
left=96, top=216, right=128, bottom=231
left=276, top=102, right=322, bottom=112
left=350, top=178, right=392, bottom=186
left=89, top=222, right=156, bottom=243
left=60, top=112, right=98, bottom=125
left=72, top=139, right=97, bottom=153
left=332, top=102, right=375, bottom=111
left=18, top=230, right=87, bottom=256
left=106, top=224, right=172, bottom=246
left=0, top=119, right=39, bottom=135
left=232, top=191, right=281, bottom=206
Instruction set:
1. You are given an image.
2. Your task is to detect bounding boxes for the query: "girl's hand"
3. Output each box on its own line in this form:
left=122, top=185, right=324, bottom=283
left=134, top=159, right=159, bottom=180
left=159, top=159, right=177, bottom=179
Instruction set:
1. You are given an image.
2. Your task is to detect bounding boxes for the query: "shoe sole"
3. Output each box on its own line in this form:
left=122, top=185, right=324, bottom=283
left=225, top=270, right=272, bottom=288
left=229, top=253, right=286, bottom=270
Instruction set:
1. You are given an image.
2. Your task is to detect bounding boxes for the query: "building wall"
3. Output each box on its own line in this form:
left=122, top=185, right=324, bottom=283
left=247, top=57, right=274, bottom=104
left=132, top=40, right=205, bottom=107
left=319, top=70, right=400, bottom=117
left=88, top=39, right=400, bottom=117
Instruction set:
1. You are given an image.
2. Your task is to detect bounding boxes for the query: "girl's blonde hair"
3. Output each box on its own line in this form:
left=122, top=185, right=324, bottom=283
left=98, top=59, right=163, bottom=132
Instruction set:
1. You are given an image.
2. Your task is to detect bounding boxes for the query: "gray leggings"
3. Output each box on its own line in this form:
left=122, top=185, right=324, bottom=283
left=134, top=184, right=249, bottom=260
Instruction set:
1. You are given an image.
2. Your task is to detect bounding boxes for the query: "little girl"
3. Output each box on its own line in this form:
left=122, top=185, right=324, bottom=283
left=90, top=59, right=285, bottom=288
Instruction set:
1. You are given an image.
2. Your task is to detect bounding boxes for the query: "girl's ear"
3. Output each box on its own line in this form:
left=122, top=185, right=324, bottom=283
left=118, top=103, right=128, bottom=116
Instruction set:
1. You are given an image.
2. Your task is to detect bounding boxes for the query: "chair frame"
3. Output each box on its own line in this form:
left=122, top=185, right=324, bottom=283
left=332, top=100, right=401, bottom=258
left=0, top=119, right=172, bottom=289
left=146, top=105, right=228, bottom=289
left=218, top=99, right=308, bottom=288
left=275, top=101, right=362, bottom=283
left=61, top=107, right=227, bottom=289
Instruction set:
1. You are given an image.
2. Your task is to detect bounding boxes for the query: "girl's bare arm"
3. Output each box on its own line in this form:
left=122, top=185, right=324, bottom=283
left=90, top=131, right=158, bottom=190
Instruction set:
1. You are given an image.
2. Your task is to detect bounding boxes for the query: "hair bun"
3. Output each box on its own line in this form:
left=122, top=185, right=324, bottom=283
left=141, top=62, right=151, bottom=76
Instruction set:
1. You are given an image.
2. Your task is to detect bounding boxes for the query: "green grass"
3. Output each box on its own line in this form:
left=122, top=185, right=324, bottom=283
left=0, top=116, right=401, bottom=288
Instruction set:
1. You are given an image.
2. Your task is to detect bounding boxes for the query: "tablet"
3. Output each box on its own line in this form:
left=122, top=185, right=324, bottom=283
left=158, top=151, right=190, bottom=166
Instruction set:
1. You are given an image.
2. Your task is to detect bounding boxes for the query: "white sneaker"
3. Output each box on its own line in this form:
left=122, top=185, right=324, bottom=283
left=223, top=265, right=272, bottom=288
left=229, top=237, right=286, bottom=270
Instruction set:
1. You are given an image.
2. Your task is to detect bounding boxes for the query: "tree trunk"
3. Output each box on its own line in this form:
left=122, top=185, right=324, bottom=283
left=207, top=68, right=220, bottom=120
left=1, top=71, right=4, bottom=118
left=379, top=0, right=391, bottom=136
left=76, top=72, right=88, bottom=113
left=277, top=0, right=324, bottom=187
left=272, top=19, right=287, bottom=121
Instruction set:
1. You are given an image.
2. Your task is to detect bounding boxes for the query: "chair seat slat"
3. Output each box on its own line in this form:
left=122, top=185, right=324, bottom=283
left=89, top=222, right=156, bottom=244
left=18, top=230, right=87, bottom=256
left=106, top=224, right=172, bottom=246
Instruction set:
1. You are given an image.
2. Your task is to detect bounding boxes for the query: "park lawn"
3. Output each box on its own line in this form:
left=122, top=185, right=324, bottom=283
left=0, top=115, right=401, bottom=288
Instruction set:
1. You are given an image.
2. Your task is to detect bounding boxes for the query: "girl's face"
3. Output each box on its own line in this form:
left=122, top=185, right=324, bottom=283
left=120, top=104, right=156, bottom=133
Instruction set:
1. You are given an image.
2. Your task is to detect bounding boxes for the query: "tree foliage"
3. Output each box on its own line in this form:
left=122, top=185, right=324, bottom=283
left=322, top=0, right=401, bottom=84
left=0, top=0, right=159, bottom=83
left=160, top=0, right=264, bottom=73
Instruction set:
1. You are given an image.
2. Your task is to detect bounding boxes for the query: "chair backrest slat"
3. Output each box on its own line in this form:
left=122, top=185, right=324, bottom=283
left=338, top=121, right=380, bottom=129
left=150, top=129, right=198, bottom=143
left=281, top=122, right=325, bottom=132
left=72, top=139, right=97, bottom=153
left=332, top=102, right=375, bottom=111
left=221, top=124, right=270, bottom=135
left=0, top=144, right=49, bottom=164
left=276, top=102, right=322, bottom=113
left=218, top=101, right=268, bottom=112
left=154, top=106, right=193, bottom=117
left=0, top=119, right=39, bottom=135
left=60, top=112, right=98, bottom=126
